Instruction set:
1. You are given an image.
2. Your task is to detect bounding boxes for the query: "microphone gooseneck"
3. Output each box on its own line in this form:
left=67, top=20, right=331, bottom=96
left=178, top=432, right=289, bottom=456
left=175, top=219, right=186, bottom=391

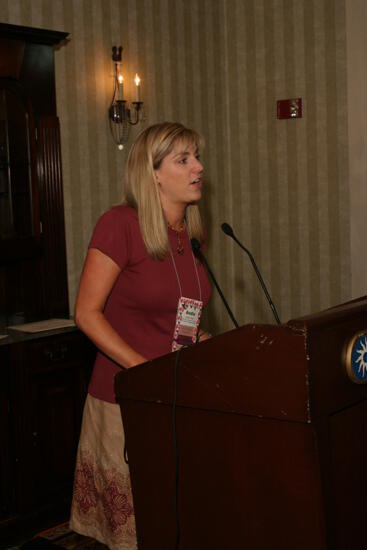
left=220, top=223, right=281, bottom=325
left=190, top=238, right=239, bottom=329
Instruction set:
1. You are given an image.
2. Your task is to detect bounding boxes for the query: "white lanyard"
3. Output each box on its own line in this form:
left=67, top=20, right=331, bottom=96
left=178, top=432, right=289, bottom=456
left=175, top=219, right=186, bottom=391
left=169, top=246, right=202, bottom=301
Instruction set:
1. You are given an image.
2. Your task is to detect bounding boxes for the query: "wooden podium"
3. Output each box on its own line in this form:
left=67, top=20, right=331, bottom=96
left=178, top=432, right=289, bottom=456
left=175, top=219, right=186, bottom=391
left=114, top=297, right=367, bottom=549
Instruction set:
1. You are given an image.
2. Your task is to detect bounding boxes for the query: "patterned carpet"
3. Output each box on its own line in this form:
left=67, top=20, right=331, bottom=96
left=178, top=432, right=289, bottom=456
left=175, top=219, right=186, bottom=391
left=19, top=523, right=106, bottom=550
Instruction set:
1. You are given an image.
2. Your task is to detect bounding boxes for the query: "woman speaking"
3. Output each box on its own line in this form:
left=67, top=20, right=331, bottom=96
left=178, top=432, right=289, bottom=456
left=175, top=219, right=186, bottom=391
left=70, top=122, right=211, bottom=549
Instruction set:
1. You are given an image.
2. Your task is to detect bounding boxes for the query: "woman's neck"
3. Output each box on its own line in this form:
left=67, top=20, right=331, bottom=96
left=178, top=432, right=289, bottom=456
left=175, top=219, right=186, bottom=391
left=164, top=207, right=186, bottom=231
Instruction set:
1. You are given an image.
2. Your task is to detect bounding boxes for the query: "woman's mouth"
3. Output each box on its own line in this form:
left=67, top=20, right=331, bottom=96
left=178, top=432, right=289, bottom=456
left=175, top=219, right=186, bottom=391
left=191, top=178, right=202, bottom=188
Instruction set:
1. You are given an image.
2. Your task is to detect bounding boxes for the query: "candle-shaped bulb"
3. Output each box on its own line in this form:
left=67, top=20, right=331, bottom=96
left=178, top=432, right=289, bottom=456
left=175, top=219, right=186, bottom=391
left=135, top=73, right=141, bottom=101
left=118, top=74, right=124, bottom=100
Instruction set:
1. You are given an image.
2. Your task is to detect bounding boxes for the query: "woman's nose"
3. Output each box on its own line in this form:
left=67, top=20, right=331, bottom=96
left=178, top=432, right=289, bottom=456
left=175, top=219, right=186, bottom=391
left=194, top=158, right=203, bottom=173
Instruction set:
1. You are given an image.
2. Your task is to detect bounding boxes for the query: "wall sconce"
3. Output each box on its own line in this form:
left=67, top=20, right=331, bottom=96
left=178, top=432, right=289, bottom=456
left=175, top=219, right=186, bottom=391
left=108, top=46, right=143, bottom=150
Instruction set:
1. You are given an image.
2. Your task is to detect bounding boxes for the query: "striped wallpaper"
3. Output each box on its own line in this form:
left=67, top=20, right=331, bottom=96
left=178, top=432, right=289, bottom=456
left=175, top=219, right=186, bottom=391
left=0, top=0, right=350, bottom=335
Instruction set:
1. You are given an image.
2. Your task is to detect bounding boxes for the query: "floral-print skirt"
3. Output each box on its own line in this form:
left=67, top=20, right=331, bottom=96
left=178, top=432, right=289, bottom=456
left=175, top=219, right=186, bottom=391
left=70, top=394, right=137, bottom=549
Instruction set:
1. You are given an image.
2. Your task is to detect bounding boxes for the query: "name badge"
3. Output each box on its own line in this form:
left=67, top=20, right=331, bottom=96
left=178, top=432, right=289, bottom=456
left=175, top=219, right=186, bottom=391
left=172, top=296, right=203, bottom=352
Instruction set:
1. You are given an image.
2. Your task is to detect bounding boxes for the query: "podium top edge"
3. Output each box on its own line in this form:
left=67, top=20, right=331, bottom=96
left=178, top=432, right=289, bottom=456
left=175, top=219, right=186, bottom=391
left=287, top=295, right=367, bottom=329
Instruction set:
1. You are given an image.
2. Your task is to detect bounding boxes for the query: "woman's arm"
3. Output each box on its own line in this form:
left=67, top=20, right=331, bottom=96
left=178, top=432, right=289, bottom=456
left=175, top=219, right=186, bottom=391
left=74, top=248, right=147, bottom=369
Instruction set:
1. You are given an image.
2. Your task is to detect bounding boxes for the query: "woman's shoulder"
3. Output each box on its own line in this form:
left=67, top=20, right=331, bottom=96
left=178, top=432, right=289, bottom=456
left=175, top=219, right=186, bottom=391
left=93, top=204, right=138, bottom=232
left=89, top=205, right=141, bottom=268
left=99, top=204, right=138, bottom=223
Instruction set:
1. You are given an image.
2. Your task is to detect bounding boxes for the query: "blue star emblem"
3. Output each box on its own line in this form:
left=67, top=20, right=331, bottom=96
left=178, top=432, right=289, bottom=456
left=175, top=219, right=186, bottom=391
left=346, top=333, right=367, bottom=384
left=352, top=335, right=367, bottom=381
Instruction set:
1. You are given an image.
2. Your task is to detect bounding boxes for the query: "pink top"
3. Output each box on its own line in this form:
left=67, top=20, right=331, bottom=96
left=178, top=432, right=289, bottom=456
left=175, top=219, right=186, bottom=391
left=87, top=205, right=211, bottom=403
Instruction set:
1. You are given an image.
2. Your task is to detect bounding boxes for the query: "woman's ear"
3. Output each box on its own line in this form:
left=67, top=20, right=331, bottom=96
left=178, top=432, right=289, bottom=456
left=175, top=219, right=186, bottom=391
left=154, top=170, right=161, bottom=185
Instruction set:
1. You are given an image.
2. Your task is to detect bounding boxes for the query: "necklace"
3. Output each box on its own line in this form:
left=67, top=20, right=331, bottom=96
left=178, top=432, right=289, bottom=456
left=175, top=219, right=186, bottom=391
left=167, top=221, right=185, bottom=255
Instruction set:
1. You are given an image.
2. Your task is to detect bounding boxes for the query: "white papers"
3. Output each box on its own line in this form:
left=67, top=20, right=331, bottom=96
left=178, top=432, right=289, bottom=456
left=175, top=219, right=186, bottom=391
left=8, top=318, right=76, bottom=333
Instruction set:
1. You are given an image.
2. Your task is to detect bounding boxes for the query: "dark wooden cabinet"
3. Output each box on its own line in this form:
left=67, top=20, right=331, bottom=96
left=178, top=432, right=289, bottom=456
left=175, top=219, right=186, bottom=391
left=0, top=24, right=95, bottom=544
left=0, top=329, right=95, bottom=540
left=12, top=332, right=86, bottom=510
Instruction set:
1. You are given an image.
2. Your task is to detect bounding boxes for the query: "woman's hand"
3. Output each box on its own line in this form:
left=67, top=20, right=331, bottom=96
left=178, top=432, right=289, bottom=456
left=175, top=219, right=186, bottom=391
left=198, top=329, right=212, bottom=342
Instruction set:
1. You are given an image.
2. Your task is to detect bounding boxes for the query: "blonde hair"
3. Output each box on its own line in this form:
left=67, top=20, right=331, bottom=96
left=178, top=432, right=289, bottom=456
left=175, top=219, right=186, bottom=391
left=121, top=122, right=205, bottom=260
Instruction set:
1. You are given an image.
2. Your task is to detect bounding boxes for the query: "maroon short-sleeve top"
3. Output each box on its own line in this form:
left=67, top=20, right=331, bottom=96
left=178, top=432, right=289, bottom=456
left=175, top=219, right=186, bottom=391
left=87, top=205, right=211, bottom=403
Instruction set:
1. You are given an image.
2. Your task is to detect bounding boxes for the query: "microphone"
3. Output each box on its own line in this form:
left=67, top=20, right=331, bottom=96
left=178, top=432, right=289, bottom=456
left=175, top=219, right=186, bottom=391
left=190, top=238, right=239, bottom=329
left=221, top=223, right=281, bottom=325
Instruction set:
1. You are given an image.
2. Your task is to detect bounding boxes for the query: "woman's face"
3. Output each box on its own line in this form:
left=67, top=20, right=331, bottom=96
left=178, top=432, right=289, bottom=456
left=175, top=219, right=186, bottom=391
left=154, top=141, right=203, bottom=212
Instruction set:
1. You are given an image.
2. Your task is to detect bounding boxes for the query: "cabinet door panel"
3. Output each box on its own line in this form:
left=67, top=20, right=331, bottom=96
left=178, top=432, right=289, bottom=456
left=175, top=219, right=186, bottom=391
left=38, top=116, right=68, bottom=318
left=0, top=345, right=13, bottom=515
left=0, top=87, right=37, bottom=241
left=9, top=333, right=91, bottom=514
left=28, top=363, right=84, bottom=505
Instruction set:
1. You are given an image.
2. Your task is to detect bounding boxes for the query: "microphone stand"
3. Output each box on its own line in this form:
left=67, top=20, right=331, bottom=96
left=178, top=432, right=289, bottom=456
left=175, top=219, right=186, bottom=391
left=190, top=238, right=239, bottom=329
left=221, top=223, right=281, bottom=325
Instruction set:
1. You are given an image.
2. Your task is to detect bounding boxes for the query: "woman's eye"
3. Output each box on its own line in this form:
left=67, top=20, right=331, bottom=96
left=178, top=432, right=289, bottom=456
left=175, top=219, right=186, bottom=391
left=178, top=158, right=187, bottom=164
